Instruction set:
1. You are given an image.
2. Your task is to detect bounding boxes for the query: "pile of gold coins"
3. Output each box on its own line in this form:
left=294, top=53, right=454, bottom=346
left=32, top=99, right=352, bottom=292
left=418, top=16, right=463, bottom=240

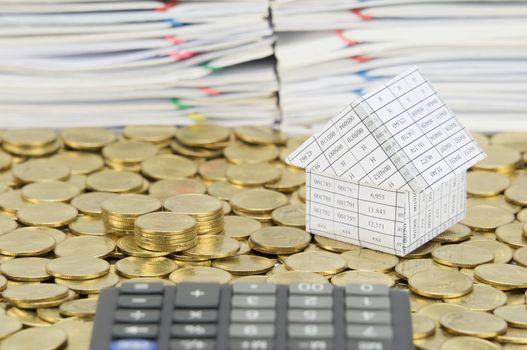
left=1, top=126, right=527, bottom=350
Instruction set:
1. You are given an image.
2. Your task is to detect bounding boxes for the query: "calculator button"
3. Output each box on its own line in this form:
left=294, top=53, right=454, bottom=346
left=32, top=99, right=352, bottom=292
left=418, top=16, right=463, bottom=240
left=232, top=295, right=276, bottom=308
left=288, top=339, right=334, bottom=350
left=288, top=310, right=333, bottom=323
left=289, top=296, right=333, bottom=309
left=173, top=310, right=218, bottom=323
left=115, top=310, right=161, bottom=323
left=289, top=283, right=333, bottom=295
left=171, top=324, right=217, bottom=338
left=117, top=295, right=163, bottom=309
left=112, top=324, right=159, bottom=338
left=347, top=340, right=391, bottom=350
left=346, top=325, right=393, bottom=340
left=231, top=309, right=276, bottom=322
left=229, top=324, right=275, bottom=338
left=169, top=339, right=216, bottom=350
left=346, top=296, right=390, bottom=310
left=232, top=283, right=277, bottom=295
left=121, top=282, right=164, bottom=294
left=346, top=310, right=390, bottom=324
left=229, top=339, right=275, bottom=350
left=288, top=324, right=334, bottom=338
left=110, top=339, right=157, bottom=350
left=174, top=284, right=220, bottom=308
left=345, top=284, right=389, bottom=296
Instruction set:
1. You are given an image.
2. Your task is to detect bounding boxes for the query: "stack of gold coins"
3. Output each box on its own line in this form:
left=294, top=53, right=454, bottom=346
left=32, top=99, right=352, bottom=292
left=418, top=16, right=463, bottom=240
left=230, top=188, right=288, bottom=222
left=123, top=125, right=176, bottom=149
left=101, top=194, right=161, bottom=235
left=164, top=194, right=224, bottom=235
left=171, top=124, right=230, bottom=158
left=102, top=141, right=158, bottom=171
left=2, top=128, right=61, bottom=157
left=134, top=212, right=198, bottom=252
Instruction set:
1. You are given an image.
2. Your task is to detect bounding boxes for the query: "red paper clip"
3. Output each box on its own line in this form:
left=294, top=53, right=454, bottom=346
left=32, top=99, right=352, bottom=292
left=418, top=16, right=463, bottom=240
left=156, top=1, right=177, bottom=12
left=169, top=51, right=195, bottom=60
left=336, top=29, right=358, bottom=45
left=199, top=87, right=220, bottom=96
left=165, top=35, right=186, bottom=45
left=352, top=8, right=373, bottom=21
left=351, top=55, right=373, bottom=63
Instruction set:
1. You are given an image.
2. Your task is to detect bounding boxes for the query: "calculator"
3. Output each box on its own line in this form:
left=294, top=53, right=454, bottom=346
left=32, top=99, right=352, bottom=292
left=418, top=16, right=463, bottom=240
left=90, top=282, right=414, bottom=350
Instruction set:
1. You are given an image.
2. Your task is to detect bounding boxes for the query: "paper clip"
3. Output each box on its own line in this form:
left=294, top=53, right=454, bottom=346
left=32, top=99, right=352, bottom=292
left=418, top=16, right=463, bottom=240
left=165, top=19, right=184, bottom=27
left=199, top=87, right=220, bottom=96
left=169, top=51, right=195, bottom=60
left=356, top=70, right=377, bottom=81
left=189, top=112, right=208, bottom=121
left=351, top=55, right=373, bottom=63
left=353, top=88, right=365, bottom=96
left=200, top=63, right=223, bottom=72
left=336, top=29, right=358, bottom=45
left=156, top=1, right=177, bottom=12
left=171, top=98, right=192, bottom=110
left=165, top=35, right=186, bottom=45
left=352, top=8, right=373, bottom=20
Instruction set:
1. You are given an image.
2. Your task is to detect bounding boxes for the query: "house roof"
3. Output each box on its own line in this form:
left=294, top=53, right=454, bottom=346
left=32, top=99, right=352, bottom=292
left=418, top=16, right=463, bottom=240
left=286, top=68, right=486, bottom=192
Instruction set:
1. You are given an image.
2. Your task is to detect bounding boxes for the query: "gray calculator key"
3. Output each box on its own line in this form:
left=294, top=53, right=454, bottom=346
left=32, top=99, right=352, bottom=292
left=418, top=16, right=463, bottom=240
left=232, top=295, right=276, bottom=308
left=229, top=339, right=274, bottom=350
left=120, top=282, right=164, bottom=294
left=170, top=339, right=216, bottom=350
left=346, top=296, right=390, bottom=310
left=347, top=340, right=391, bottom=350
left=289, top=339, right=334, bottom=350
left=289, top=296, right=333, bottom=309
left=345, top=284, right=389, bottom=296
left=115, top=309, right=161, bottom=323
left=231, top=309, right=276, bottom=322
left=112, top=324, right=158, bottom=338
left=289, top=324, right=334, bottom=338
left=173, top=310, right=218, bottom=323
left=346, top=325, right=393, bottom=340
left=289, top=283, right=333, bottom=295
left=346, top=310, right=391, bottom=324
left=229, top=324, right=275, bottom=338
left=117, top=295, right=163, bottom=309
left=171, top=324, right=217, bottom=338
left=174, top=284, right=220, bottom=308
left=232, top=283, right=277, bottom=295
left=288, top=310, right=333, bottom=323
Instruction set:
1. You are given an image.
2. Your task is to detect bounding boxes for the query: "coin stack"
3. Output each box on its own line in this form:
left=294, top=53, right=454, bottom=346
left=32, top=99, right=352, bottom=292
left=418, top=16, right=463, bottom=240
left=2, top=128, right=61, bottom=157
left=134, top=212, right=198, bottom=252
left=101, top=194, right=162, bottom=235
left=123, top=125, right=177, bottom=149
left=230, top=188, right=288, bottom=222
left=102, top=141, right=158, bottom=172
left=171, top=124, right=231, bottom=158
left=164, top=194, right=224, bottom=235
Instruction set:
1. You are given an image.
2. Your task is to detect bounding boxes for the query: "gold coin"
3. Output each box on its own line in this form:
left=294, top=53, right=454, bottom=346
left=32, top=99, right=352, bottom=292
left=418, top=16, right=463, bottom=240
left=0, top=325, right=67, bottom=350
left=37, top=308, right=68, bottom=324
left=444, top=284, right=507, bottom=312
left=0, top=275, right=6, bottom=292
left=55, top=272, right=119, bottom=294
left=0, top=257, right=51, bottom=281
left=17, top=202, right=78, bottom=227
left=468, top=195, right=521, bottom=214
left=0, top=189, right=28, bottom=215
left=164, top=193, right=222, bottom=216
left=265, top=168, right=305, bottom=192
left=0, top=315, right=23, bottom=340
left=0, top=227, right=56, bottom=256
left=13, top=159, right=70, bottom=184
left=440, top=310, right=507, bottom=338
left=198, top=159, right=228, bottom=182
left=492, top=132, right=527, bottom=153
left=506, top=185, right=527, bottom=206
left=0, top=214, right=17, bottom=235
left=13, top=290, right=76, bottom=309
left=440, top=336, right=501, bottom=350
left=170, top=140, right=223, bottom=158
left=496, top=222, right=527, bottom=249
left=473, top=145, right=520, bottom=172
left=231, top=188, right=288, bottom=213
left=70, top=192, right=118, bottom=216
left=461, top=205, right=515, bottom=231
left=432, top=224, right=471, bottom=243
left=169, top=266, right=232, bottom=284
left=474, top=263, right=527, bottom=289
left=416, top=303, right=467, bottom=322
left=3, top=283, right=69, bottom=304
left=234, top=126, right=287, bottom=145
left=123, top=125, right=176, bottom=143
left=462, top=239, right=513, bottom=264
left=514, top=247, right=527, bottom=267
left=212, top=255, right=275, bottom=275
left=86, top=170, right=143, bottom=193
left=183, top=235, right=240, bottom=259
left=249, top=226, right=311, bottom=255
left=149, top=179, right=206, bottom=201
left=0, top=151, right=12, bottom=172
left=341, top=248, right=399, bottom=272
left=432, top=244, right=494, bottom=268
left=412, top=314, right=436, bottom=340
left=3, top=128, right=56, bottom=148
left=102, top=194, right=161, bottom=217
left=207, top=181, right=243, bottom=201
left=285, top=251, right=346, bottom=276
left=518, top=208, right=527, bottom=222
left=21, top=181, right=80, bottom=203
left=176, top=124, right=230, bottom=147
left=224, top=144, right=278, bottom=164
left=68, top=216, right=106, bottom=236
left=117, top=235, right=169, bottom=258
left=7, top=307, right=52, bottom=327
left=61, top=127, right=115, bottom=150
left=404, top=241, right=440, bottom=258
left=271, top=204, right=305, bottom=228
left=141, top=154, right=197, bottom=180
left=103, top=141, right=157, bottom=163
left=267, top=271, right=329, bottom=285
left=223, top=216, right=262, bottom=240
left=115, top=257, right=176, bottom=278
left=467, top=171, right=510, bottom=197
left=59, top=298, right=97, bottom=318
left=46, top=256, right=110, bottom=280
left=313, top=235, right=360, bottom=253
left=494, top=305, right=527, bottom=328
left=330, top=270, right=395, bottom=287
left=226, top=163, right=281, bottom=186
left=497, top=328, right=527, bottom=345
left=409, top=269, right=473, bottom=299
left=53, top=317, right=93, bottom=350
left=135, top=212, right=196, bottom=234
left=50, top=152, right=104, bottom=175
left=395, top=258, right=456, bottom=280
left=54, top=236, right=115, bottom=258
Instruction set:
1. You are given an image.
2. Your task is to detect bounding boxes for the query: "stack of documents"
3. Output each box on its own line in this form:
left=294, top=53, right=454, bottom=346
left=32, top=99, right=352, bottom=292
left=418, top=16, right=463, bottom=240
left=272, top=0, right=527, bottom=134
left=0, top=0, right=278, bottom=127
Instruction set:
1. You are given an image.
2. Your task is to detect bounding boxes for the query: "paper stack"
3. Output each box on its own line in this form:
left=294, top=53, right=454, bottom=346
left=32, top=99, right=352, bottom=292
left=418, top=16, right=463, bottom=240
left=272, top=0, right=527, bottom=134
left=0, top=0, right=278, bottom=127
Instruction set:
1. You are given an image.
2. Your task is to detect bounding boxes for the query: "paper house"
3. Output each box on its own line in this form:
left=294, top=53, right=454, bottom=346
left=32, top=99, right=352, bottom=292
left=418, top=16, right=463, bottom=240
left=286, top=68, right=486, bottom=256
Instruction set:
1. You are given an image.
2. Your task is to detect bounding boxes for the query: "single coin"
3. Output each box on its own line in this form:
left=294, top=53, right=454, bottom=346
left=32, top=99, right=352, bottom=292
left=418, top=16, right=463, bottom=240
left=518, top=208, right=527, bottom=222
left=103, top=141, right=158, bottom=163
left=234, top=126, right=287, bottom=145
left=50, top=152, right=104, bottom=175
left=86, top=170, right=143, bottom=193
left=13, top=159, right=70, bottom=183
left=12, top=289, right=76, bottom=309
left=226, top=163, right=281, bottom=186
left=492, top=132, right=527, bottom=153
left=444, top=284, right=507, bottom=312
left=272, top=204, right=306, bottom=228
left=474, top=263, right=527, bottom=290
left=141, top=154, right=197, bottom=180
left=198, top=158, right=228, bottom=182
left=61, top=127, right=115, bottom=150
left=183, top=235, right=240, bottom=259
left=404, top=241, right=440, bottom=258
left=265, top=167, right=305, bottom=192
left=212, top=255, right=275, bottom=275
left=21, top=181, right=80, bottom=203
left=313, top=235, right=360, bottom=253
left=169, top=266, right=232, bottom=284
left=0, top=326, right=67, bottom=350
left=17, top=202, right=78, bottom=227
left=0, top=151, right=12, bottom=172
left=507, top=184, right=527, bottom=206
left=224, top=144, right=278, bottom=164
left=69, top=216, right=106, bottom=236
left=53, top=317, right=93, bottom=350
left=54, top=236, right=115, bottom=258
left=70, top=192, right=118, bottom=216
left=117, top=235, right=169, bottom=258
left=440, top=336, right=501, bottom=350
left=149, top=179, right=206, bottom=201
left=249, top=226, right=311, bottom=255
left=55, top=272, right=119, bottom=294
left=473, top=145, right=520, bottom=172
left=0, top=257, right=51, bottom=281
left=468, top=195, right=521, bottom=214
left=395, top=258, right=456, bottom=280
left=330, top=270, right=395, bottom=287
left=432, top=224, right=471, bottom=243
left=6, top=307, right=52, bottom=327
left=0, top=275, right=6, bottom=292
left=115, top=257, right=176, bottom=278
left=467, top=171, right=510, bottom=197
left=440, top=310, right=507, bottom=338
left=267, top=271, right=329, bottom=285
left=3, top=128, right=56, bottom=148
left=37, top=308, right=68, bottom=324
left=412, top=314, right=436, bottom=340
left=416, top=303, right=468, bottom=323
left=0, top=315, right=23, bottom=340
left=170, top=140, right=223, bottom=158
left=223, top=216, right=262, bottom=240
left=102, top=194, right=161, bottom=216
left=46, top=256, right=110, bottom=280
left=0, top=214, right=17, bottom=235
left=123, top=125, right=176, bottom=143
left=409, top=269, right=473, bottom=299
left=494, top=304, right=527, bottom=328
left=207, top=181, right=243, bottom=201
left=0, top=228, right=56, bottom=256
left=231, top=188, right=288, bottom=213
left=514, top=247, right=527, bottom=267
left=497, top=222, right=527, bottom=248
left=341, top=249, right=399, bottom=272
left=3, top=283, right=69, bottom=304
left=496, top=327, right=527, bottom=345
left=432, top=244, right=494, bottom=268
left=176, top=124, right=230, bottom=147
left=285, top=251, right=347, bottom=276
left=461, top=205, right=515, bottom=231
left=164, top=193, right=222, bottom=216
left=59, top=298, right=97, bottom=318
left=462, top=239, right=513, bottom=264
